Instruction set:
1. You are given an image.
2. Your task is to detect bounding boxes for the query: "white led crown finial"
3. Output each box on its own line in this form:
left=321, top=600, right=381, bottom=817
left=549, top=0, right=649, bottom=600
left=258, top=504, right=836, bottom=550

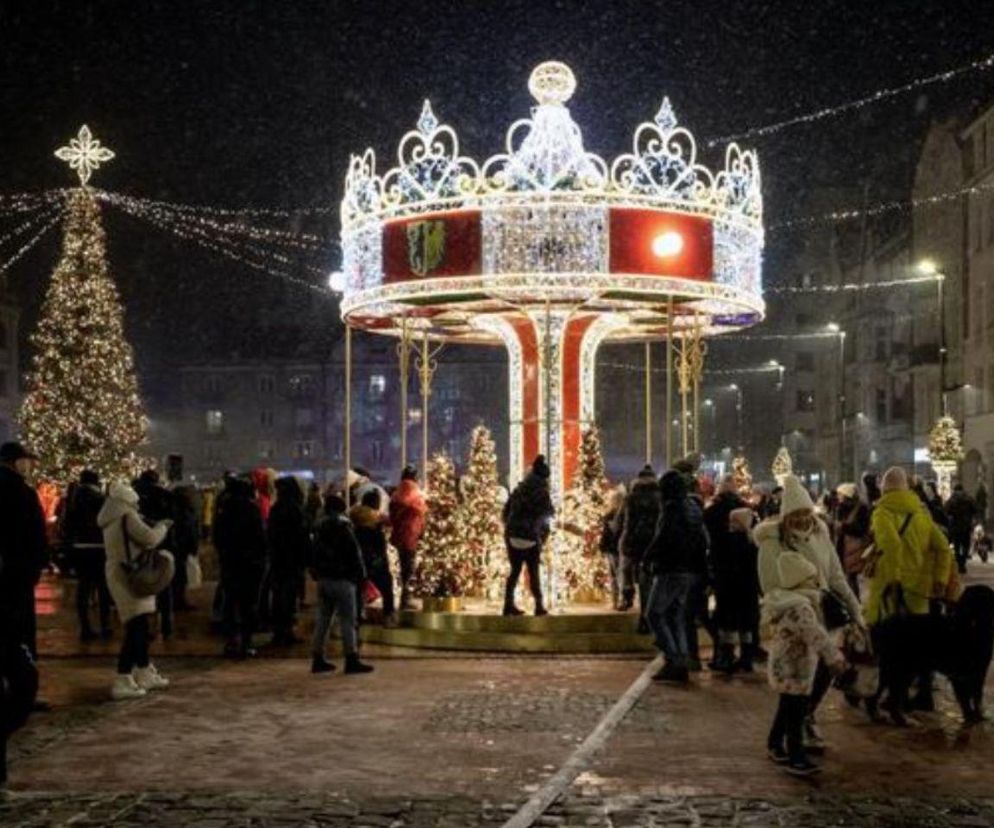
left=55, top=125, right=115, bottom=186
left=528, top=61, right=577, bottom=106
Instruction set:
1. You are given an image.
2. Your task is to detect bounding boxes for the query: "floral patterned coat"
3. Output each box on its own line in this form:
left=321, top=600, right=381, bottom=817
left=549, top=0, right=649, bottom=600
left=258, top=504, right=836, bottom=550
left=765, top=591, right=843, bottom=695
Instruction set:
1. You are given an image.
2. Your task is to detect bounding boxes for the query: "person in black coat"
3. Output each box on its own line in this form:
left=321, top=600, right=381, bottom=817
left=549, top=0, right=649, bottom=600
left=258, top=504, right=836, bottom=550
left=0, top=442, right=45, bottom=784
left=501, top=455, right=555, bottom=617
left=0, top=443, right=47, bottom=659
left=133, top=469, right=176, bottom=639
left=703, top=476, right=757, bottom=673
left=309, top=494, right=373, bottom=674
left=213, top=476, right=267, bottom=658
left=643, top=470, right=709, bottom=684
left=62, top=470, right=112, bottom=641
left=267, top=476, right=311, bottom=645
left=616, top=465, right=662, bottom=623
left=170, top=485, right=200, bottom=611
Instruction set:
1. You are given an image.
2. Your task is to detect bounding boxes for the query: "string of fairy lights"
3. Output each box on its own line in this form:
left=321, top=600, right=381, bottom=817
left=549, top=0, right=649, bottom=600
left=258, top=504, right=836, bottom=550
left=708, top=49, right=994, bottom=145
left=0, top=46, right=987, bottom=354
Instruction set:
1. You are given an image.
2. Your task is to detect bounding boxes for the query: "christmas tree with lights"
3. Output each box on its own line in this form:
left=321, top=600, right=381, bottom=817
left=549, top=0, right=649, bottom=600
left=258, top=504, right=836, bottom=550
left=556, top=426, right=610, bottom=601
left=19, top=187, right=147, bottom=484
left=928, top=415, right=964, bottom=463
left=459, top=425, right=505, bottom=597
left=771, top=446, right=793, bottom=485
left=416, top=453, right=470, bottom=597
left=732, top=455, right=752, bottom=494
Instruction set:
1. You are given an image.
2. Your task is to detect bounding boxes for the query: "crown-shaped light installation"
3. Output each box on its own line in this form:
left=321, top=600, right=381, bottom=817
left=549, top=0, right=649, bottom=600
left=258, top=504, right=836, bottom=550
left=339, top=61, right=763, bottom=343
left=338, top=61, right=765, bottom=493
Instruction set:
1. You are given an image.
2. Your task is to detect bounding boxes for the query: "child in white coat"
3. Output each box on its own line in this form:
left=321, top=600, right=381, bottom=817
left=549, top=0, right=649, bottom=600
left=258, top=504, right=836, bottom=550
left=763, top=552, right=845, bottom=777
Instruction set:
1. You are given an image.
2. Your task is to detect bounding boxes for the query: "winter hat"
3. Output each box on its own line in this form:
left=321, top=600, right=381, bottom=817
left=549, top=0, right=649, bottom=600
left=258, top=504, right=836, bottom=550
left=779, top=474, right=815, bottom=516
left=881, top=466, right=908, bottom=493
left=401, top=465, right=418, bottom=482
left=777, top=551, right=818, bottom=590
left=659, top=470, right=687, bottom=501
left=836, top=482, right=857, bottom=499
left=108, top=480, right=139, bottom=506
left=532, top=455, right=551, bottom=479
left=638, top=464, right=655, bottom=479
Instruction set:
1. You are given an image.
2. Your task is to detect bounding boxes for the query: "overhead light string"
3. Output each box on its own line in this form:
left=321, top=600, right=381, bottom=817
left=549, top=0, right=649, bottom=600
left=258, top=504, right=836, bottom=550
left=709, top=49, right=994, bottom=145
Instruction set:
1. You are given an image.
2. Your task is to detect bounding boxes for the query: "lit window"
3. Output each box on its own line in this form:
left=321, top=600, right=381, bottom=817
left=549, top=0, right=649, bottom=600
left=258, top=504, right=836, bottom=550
left=288, top=374, right=314, bottom=396
left=408, top=407, right=423, bottom=424
left=294, top=440, right=314, bottom=459
left=205, top=410, right=224, bottom=435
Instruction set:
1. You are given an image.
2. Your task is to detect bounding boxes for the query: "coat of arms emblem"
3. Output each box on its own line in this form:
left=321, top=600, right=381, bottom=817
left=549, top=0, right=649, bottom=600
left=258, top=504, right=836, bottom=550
left=406, top=219, right=446, bottom=277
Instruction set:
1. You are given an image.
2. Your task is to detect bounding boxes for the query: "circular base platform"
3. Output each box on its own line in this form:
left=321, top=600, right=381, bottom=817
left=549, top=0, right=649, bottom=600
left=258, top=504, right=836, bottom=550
left=360, top=606, right=683, bottom=654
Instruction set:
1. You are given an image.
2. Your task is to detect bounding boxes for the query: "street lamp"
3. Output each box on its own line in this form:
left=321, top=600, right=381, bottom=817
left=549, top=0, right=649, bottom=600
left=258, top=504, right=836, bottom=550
left=728, top=383, right=743, bottom=454
left=918, top=259, right=947, bottom=415
left=827, top=322, right=847, bottom=481
left=703, top=397, right=715, bottom=456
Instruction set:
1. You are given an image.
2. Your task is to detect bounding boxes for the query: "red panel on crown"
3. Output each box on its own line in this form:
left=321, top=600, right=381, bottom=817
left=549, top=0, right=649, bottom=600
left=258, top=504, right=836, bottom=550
left=608, top=208, right=713, bottom=280
left=383, top=210, right=482, bottom=284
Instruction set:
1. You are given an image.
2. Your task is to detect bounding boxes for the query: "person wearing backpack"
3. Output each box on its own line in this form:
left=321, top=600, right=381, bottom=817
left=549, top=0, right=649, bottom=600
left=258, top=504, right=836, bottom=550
left=616, top=465, right=661, bottom=621
left=97, top=481, right=172, bottom=701
left=501, top=455, right=555, bottom=617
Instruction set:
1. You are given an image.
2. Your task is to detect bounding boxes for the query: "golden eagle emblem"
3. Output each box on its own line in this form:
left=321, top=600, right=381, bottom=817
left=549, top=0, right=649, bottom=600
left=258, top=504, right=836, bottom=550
left=407, top=219, right=446, bottom=277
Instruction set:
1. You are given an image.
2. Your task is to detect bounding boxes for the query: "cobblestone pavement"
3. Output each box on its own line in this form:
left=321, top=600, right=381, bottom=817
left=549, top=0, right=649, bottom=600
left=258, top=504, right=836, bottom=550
left=5, top=790, right=994, bottom=827
left=5, top=565, right=994, bottom=826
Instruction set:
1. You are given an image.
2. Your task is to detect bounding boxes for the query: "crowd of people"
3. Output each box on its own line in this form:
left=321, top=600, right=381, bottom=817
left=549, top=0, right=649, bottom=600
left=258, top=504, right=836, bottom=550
left=596, top=457, right=988, bottom=777
left=1, top=434, right=992, bottom=784
left=0, top=441, right=437, bottom=780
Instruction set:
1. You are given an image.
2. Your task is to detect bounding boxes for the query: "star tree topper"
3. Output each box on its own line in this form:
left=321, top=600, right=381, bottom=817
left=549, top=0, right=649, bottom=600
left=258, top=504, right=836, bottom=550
left=55, top=125, right=115, bottom=186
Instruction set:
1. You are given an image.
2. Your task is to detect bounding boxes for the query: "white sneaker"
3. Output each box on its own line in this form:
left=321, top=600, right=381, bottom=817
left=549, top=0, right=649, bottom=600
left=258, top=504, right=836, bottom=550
left=111, top=674, right=147, bottom=701
left=134, top=664, right=170, bottom=691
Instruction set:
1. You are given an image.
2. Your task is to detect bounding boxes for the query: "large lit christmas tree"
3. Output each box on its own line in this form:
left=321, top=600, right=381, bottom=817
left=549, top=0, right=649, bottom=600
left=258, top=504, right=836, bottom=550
left=459, top=425, right=505, bottom=597
left=20, top=130, right=147, bottom=483
left=416, top=453, right=470, bottom=597
left=556, top=426, right=610, bottom=601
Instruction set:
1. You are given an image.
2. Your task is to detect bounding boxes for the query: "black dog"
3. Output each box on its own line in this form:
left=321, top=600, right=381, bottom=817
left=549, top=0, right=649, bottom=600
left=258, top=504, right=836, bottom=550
left=867, top=585, right=994, bottom=725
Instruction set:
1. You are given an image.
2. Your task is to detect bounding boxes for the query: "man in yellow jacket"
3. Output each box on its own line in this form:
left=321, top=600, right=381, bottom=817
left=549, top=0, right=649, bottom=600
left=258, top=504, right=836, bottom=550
left=866, top=466, right=959, bottom=628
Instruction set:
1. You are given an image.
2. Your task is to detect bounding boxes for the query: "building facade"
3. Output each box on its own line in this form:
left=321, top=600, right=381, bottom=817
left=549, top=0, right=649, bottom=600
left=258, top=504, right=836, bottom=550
left=0, top=299, right=20, bottom=443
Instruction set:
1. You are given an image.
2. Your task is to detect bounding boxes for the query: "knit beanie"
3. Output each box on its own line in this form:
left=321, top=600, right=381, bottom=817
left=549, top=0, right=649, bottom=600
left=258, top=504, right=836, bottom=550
left=777, top=551, right=818, bottom=590
left=638, top=464, right=655, bottom=479
left=780, top=474, right=815, bottom=516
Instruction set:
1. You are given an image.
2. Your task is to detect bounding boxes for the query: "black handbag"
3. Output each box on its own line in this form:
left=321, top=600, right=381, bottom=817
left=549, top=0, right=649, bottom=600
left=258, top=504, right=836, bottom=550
left=820, top=589, right=851, bottom=630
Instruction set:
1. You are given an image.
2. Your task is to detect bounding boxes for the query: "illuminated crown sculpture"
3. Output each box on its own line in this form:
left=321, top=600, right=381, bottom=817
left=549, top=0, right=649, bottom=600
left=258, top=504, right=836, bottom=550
left=340, top=61, right=764, bottom=494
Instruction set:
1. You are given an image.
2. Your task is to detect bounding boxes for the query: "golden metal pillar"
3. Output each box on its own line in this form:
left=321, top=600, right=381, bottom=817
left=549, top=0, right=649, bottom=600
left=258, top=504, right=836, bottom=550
left=396, top=319, right=415, bottom=471
left=644, top=341, right=652, bottom=464
left=344, top=325, right=352, bottom=507
left=677, top=335, right=691, bottom=459
left=415, top=332, right=443, bottom=488
left=665, top=297, right=674, bottom=469
left=688, top=317, right=707, bottom=456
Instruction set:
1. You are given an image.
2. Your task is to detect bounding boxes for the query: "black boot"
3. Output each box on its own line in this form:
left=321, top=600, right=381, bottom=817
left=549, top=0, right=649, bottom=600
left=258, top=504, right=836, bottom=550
left=311, top=656, right=335, bottom=674
left=502, top=605, right=524, bottom=616
left=344, top=653, right=374, bottom=674
left=708, top=643, right=737, bottom=675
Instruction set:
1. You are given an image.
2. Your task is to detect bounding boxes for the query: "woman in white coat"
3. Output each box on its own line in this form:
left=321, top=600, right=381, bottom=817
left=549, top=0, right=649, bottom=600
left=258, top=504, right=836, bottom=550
left=98, top=481, right=172, bottom=700
left=753, top=475, right=863, bottom=751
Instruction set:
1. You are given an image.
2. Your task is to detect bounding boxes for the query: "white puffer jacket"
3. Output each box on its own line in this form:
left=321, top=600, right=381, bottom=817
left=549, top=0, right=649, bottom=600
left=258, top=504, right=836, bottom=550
left=98, top=481, right=169, bottom=623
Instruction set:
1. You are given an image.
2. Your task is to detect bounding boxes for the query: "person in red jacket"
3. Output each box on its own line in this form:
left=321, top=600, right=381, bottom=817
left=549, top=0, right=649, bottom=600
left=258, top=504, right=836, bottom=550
left=389, top=465, right=427, bottom=610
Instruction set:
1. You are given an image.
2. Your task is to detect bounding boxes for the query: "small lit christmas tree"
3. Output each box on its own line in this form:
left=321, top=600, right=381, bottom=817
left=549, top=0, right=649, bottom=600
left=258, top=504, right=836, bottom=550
left=19, top=187, right=148, bottom=484
left=772, top=446, right=793, bottom=485
left=416, top=453, right=470, bottom=597
left=459, top=425, right=505, bottom=597
left=556, top=426, right=610, bottom=601
left=732, top=455, right=752, bottom=495
left=929, top=416, right=963, bottom=500
left=929, top=415, right=964, bottom=463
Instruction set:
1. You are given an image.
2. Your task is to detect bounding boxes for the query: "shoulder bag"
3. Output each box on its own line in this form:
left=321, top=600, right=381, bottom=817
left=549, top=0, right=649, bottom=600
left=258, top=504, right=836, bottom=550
left=121, top=514, right=175, bottom=598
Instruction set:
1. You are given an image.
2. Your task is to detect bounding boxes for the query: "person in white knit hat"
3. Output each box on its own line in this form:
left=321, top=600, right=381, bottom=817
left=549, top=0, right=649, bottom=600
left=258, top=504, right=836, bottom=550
left=754, top=474, right=863, bottom=751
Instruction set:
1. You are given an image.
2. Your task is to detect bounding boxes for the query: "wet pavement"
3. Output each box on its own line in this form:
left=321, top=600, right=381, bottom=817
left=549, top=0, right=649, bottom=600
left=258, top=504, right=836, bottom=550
left=5, top=563, right=994, bottom=826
